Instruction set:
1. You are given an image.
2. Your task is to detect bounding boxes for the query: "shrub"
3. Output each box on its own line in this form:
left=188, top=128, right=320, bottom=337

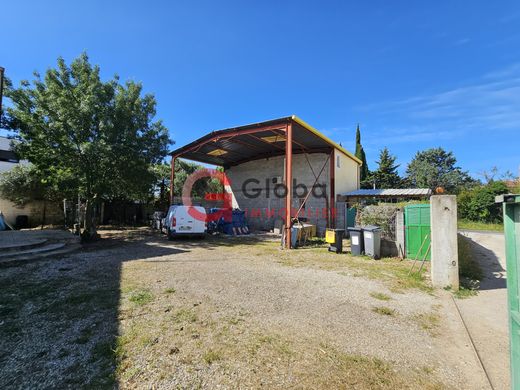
left=357, top=205, right=399, bottom=240
left=458, top=181, right=508, bottom=223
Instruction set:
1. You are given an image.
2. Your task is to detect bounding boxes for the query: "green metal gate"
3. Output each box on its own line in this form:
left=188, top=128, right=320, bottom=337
left=346, top=207, right=356, bottom=229
left=405, top=204, right=431, bottom=260
left=499, top=194, right=520, bottom=389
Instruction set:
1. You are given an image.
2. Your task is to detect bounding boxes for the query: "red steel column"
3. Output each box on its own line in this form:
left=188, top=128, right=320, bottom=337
left=329, top=149, right=335, bottom=228
left=285, top=123, right=293, bottom=248
left=170, top=157, right=176, bottom=205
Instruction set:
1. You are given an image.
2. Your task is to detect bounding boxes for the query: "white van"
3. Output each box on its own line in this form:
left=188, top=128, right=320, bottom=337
left=164, top=205, right=207, bottom=239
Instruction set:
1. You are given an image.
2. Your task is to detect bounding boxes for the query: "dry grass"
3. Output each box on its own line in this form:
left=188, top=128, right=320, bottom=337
left=274, top=242, right=433, bottom=293
left=372, top=306, right=396, bottom=316
left=113, top=294, right=441, bottom=389
left=0, top=230, right=447, bottom=389
left=413, top=312, right=441, bottom=336
left=370, top=292, right=392, bottom=301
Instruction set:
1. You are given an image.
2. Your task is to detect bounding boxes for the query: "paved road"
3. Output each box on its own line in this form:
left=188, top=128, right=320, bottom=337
left=457, top=230, right=509, bottom=390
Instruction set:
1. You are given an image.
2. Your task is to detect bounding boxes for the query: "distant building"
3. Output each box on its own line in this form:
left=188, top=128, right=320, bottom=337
left=0, top=136, right=62, bottom=227
left=0, top=136, right=20, bottom=174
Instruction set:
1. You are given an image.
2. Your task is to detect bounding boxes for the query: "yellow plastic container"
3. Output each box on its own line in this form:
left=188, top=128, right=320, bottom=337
left=325, top=229, right=336, bottom=244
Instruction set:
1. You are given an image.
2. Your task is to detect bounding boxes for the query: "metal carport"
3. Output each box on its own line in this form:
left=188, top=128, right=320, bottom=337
left=169, top=115, right=361, bottom=248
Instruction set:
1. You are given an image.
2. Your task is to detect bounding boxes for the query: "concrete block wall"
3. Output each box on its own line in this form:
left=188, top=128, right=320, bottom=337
left=225, top=153, right=331, bottom=235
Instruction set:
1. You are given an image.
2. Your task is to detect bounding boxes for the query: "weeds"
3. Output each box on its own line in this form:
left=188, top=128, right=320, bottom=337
left=129, top=289, right=153, bottom=306
left=370, top=292, right=391, bottom=301
left=372, top=306, right=396, bottom=316
left=413, top=312, right=440, bottom=335
left=453, top=287, right=478, bottom=299
left=203, top=349, right=222, bottom=364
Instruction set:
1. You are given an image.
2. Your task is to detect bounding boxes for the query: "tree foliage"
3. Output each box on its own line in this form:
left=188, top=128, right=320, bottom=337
left=369, top=147, right=401, bottom=189
left=405, top=147, right=473, bottom=193
left=0, top=164, right=52, bottom=206
left=458, top=181, right=509, bottom=223
left=4, top=53, right=171, bottom=237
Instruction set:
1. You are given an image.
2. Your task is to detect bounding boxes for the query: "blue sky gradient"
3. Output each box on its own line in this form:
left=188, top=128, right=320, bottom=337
left=2, top=1, right=519, bottom=177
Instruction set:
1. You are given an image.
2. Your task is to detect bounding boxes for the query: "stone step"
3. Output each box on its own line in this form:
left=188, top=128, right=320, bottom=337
left=0, top=242, right=66, bottom=259
left=0, top=243, right=82, bottom=267
left=0, top=239, right=48, bottom=253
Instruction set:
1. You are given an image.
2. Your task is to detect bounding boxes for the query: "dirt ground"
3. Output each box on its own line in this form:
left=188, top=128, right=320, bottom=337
left=0, top=228, right=491, bottom=389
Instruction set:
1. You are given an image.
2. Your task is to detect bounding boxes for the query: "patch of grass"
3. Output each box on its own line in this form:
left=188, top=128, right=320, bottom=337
left=453, top=286, right=478, bottom=299
left=202, top=349, right=222, bottom=364
left=248, top=332, right=294, bottom=357
left=173, top=308, right=198, bottom=323
left=458, top=219, right=503, bottom=232
left=277, top=248, right=433, bottom=293
left=314, top=343, right=442, bottom=389
left=370, top=292, right=391, bottom=301
left=372, top=306, right=396, bottom=316
left=128, top=289, right=153, bottom=306
left=413, top=312, right=440, bottom=335
left=164, top=287, right=176, bottom=294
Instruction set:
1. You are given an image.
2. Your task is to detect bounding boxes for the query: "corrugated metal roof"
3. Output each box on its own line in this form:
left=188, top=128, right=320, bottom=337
left=341, top=188, right=432, bottom=197
left=169, top=116, right=362, bottom=166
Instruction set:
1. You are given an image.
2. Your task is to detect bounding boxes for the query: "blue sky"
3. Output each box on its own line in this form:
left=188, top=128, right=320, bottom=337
left=2, top=1, right=519, bottom=178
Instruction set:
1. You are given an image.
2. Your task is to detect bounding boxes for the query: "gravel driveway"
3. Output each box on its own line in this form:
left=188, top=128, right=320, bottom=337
left=0, top=229, right=490, bottom=389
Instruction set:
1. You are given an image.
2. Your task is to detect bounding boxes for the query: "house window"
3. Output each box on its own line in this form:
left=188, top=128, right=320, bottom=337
left=336, top=155, right=340, bottom=168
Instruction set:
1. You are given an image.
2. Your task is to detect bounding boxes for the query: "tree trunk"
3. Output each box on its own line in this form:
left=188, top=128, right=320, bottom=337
left=82, top=197, right=99, bottom=241
left=41, top=200, right=47, bottom=230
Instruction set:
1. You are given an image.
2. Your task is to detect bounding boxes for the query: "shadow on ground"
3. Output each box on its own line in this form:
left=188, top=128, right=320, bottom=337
left=461, top=234, right=506, bottom=291
left=0, top=227, right=280, bottom=388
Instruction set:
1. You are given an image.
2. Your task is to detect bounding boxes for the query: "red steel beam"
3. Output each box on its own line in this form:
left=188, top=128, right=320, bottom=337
left=329, top=150, right=335, bottom=228
left=172, top=123, right=288, bottom=159
left=272, top=128, right=309, bottom=152
left=285, top=123, right=293, bottom=249
left=170, top=157, right=176, bottom=205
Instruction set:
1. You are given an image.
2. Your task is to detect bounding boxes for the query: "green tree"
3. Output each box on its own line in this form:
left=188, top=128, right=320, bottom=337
left=173, top=160, right=224, bottom=199
left=458, top=181, right=509, bottom=223
left=151, top=162, right=171, bottom=209
left=405, top=147, right=473, bottom=193
left=370, top=147, right=402, bottom=189
left=354, top=124, right=369, bottom=186
left=0, top=164, right=70, bottom=226
left=5, top=53, right=171, bottom=239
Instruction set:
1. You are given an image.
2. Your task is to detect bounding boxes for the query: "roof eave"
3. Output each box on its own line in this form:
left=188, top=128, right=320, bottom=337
left=291, top=115, right=362, bottom=165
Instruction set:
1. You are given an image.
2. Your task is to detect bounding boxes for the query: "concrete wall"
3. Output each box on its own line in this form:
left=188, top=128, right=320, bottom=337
left=0, top=198, right=63, bottom=227
left=225, top=153, right=335, bottom=234
left=430, top=195, right=459, bottom=289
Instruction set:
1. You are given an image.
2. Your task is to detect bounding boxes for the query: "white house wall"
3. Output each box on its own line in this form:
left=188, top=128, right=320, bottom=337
left=334, top=150, right=360, bottom=198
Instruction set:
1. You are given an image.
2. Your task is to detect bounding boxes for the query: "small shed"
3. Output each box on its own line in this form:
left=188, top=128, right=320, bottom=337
left=337, top=188, right=432, bottom=204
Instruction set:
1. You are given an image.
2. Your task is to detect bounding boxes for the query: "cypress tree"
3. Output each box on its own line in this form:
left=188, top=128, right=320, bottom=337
left=354, top=125, right=369, bottom=184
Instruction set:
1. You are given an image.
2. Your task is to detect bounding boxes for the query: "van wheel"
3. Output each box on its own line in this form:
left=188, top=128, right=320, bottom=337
left=167, top=231, right=174, bottom=241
